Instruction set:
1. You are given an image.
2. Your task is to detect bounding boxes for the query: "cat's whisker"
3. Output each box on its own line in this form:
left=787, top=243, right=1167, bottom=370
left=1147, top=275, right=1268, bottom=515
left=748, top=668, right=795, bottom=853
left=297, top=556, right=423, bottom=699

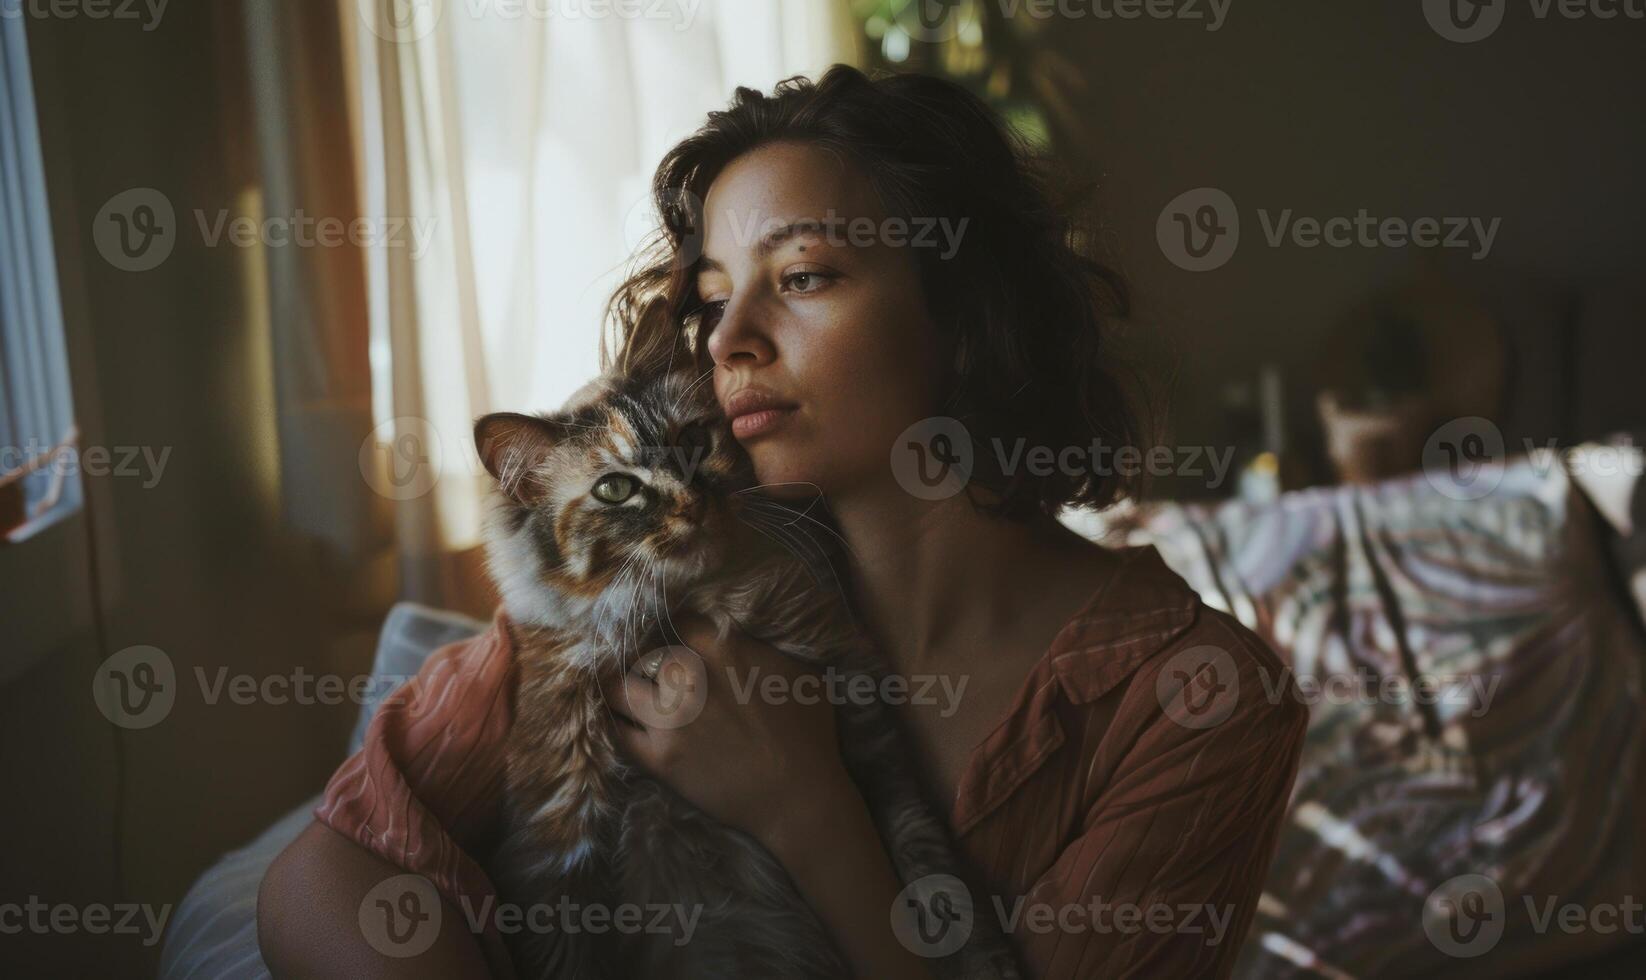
left=740, top=497, right=858, bottom=561
left=733, top=480, right=825, bottom=498
left=649, top=560, right=681, bottom=652
left=670, top=366, right=717, bottom=415
left=739, top=511, right=854, bottom=610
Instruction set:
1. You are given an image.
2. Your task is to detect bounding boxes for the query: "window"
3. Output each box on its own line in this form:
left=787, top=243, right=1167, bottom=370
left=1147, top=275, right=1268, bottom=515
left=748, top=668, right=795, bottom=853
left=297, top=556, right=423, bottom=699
left=0, top=14, right=79, bottom=544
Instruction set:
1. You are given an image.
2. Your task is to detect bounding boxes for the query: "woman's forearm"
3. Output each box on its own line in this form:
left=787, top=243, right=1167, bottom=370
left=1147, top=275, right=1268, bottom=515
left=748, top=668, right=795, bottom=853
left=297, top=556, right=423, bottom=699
left=762, top=775, right=939, bottom=980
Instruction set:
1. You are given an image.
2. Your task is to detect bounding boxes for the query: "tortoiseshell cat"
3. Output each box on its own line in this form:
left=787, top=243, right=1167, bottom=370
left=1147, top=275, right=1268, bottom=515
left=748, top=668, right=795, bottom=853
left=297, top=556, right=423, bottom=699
left=473, top=367, right=1019, bottom=979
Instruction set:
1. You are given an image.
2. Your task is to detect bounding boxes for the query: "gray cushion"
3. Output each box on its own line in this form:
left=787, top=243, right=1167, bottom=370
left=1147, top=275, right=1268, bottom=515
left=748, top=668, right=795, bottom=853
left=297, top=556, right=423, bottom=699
left=157, top=602, right=484, bottom=979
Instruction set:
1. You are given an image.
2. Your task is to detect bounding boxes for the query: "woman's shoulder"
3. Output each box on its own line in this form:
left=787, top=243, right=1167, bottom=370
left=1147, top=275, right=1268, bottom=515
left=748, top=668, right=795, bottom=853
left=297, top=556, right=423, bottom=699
left=1048, top=543, right=1307, bottom=742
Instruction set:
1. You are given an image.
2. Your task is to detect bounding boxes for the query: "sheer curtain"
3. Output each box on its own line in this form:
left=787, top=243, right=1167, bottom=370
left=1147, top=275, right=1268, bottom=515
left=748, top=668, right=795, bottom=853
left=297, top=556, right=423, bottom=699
left=343, top=0, right=858, bottom=607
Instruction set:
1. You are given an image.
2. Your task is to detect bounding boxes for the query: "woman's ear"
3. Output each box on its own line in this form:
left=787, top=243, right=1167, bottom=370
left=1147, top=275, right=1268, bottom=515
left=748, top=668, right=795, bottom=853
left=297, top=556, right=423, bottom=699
left=474, top=413, right=568, bottom=505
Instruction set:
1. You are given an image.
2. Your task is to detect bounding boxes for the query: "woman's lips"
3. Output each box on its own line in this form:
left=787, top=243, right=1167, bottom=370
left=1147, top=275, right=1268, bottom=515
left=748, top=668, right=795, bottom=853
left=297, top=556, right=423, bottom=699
left=723, top=386, right=798, bottom=440
left=730, top=406, right=796, bottom=439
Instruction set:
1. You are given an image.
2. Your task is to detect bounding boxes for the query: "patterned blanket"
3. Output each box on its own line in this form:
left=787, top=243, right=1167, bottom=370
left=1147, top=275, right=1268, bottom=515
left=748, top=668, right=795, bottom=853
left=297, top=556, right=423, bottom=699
left=1134, top=454, right=1646, bottom=978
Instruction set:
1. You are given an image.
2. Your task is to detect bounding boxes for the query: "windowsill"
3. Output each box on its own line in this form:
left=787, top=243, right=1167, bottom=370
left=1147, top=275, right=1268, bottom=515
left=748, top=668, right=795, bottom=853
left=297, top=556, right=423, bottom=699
left=3, top=498, right=81, bottom=546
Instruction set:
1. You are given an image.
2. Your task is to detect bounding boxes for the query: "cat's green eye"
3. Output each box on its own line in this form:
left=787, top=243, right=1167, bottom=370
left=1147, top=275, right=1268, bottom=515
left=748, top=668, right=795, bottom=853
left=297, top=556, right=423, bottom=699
left=591, top=473, right=638, bottom=505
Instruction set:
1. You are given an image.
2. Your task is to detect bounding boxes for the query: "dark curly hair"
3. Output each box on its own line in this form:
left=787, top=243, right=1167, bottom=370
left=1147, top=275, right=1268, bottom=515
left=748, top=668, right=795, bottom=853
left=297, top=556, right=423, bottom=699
left=604, top=63, right=1154, bottom=520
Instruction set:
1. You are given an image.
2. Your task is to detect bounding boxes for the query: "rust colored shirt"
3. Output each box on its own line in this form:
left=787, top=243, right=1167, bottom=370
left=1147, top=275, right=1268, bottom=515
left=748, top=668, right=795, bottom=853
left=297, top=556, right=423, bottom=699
left=317, top=544, right=1307, bottom=978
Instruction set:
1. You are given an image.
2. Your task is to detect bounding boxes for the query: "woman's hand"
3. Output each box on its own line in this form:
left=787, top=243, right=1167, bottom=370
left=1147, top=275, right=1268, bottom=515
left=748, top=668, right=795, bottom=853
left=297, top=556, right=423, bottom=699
left=602, top=614, right=855, bottom=851
left=602, top=614, right=938, bottom=979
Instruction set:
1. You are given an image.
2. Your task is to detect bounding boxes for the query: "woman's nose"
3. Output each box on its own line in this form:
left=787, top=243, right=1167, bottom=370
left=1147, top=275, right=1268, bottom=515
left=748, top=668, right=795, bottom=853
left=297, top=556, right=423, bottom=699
left=705, top=293, right=776, bottom=368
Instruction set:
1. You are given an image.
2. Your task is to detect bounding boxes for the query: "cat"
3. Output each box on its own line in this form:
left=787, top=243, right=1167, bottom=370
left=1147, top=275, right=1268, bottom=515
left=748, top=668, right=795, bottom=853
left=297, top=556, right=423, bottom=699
left=473, top=366, right=1021, bottom=979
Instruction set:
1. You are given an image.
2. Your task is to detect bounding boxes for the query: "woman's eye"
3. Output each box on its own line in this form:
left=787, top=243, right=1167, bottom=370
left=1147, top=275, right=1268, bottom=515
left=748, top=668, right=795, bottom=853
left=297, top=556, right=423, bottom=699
left=781, top=270, right=832, bottom=294
left=695, top=300, right=727, bottom=330
left=591, top=473, right=638, bottom=504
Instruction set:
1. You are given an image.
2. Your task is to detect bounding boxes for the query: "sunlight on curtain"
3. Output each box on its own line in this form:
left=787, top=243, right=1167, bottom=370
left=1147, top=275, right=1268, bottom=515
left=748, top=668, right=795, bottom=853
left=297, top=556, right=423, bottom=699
left=345, top=0, right=858, bottom=600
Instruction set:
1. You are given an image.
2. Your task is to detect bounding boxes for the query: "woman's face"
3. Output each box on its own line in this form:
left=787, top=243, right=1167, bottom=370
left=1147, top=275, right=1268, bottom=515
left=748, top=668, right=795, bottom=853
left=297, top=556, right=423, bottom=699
left=700, top=141, right=947, bottom=500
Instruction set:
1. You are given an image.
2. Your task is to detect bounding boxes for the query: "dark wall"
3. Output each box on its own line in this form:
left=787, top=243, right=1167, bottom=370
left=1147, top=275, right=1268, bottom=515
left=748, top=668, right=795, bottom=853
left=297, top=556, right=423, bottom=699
left=1, top=5, right=378, bottom=975
left=1040, top=0, right=1646, bottom=483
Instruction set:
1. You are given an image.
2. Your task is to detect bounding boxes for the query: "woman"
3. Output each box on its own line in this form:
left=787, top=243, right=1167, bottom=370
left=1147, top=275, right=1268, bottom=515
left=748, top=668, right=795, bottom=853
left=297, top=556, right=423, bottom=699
left=259, top=65, right=1306, bottom=979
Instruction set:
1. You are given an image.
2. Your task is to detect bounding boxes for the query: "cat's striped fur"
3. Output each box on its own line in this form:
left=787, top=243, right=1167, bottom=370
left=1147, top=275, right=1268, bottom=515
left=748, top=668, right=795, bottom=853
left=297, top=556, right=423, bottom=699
left=474, top=368, right=1020, bottom=979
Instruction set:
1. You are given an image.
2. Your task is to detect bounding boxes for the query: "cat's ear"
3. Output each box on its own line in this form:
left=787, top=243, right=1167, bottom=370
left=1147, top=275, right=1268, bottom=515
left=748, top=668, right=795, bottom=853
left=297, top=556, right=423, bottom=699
left=474, top=413, right=568, bottom=505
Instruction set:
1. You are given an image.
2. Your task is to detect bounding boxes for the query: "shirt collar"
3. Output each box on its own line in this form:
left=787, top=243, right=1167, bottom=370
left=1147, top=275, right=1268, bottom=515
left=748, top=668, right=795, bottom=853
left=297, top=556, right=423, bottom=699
left=1045, top=544, right=1200, bottom=704
left=950, top=543, right=1200, bottom=836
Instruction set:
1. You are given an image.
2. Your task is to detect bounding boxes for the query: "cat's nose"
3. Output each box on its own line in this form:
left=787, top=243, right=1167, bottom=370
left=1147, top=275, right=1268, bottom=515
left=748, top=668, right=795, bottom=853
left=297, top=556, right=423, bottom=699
left=672, top=496, right=706, bottom=523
